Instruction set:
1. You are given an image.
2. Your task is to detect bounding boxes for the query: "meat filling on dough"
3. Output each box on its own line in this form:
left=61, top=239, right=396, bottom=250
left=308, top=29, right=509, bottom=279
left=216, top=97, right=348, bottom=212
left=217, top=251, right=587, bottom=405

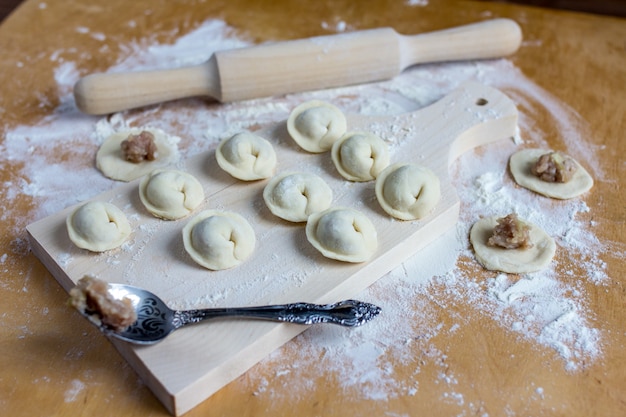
left=531, top=151, right=577, bottom=183
left=487, top=213, right=532, bottom=249
left=121, top=130, right=157, bottom=163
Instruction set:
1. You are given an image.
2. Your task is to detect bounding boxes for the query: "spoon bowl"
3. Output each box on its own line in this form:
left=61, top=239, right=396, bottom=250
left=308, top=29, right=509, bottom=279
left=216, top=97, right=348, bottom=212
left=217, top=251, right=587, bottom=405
left=78, top=283, right=381, bottom=344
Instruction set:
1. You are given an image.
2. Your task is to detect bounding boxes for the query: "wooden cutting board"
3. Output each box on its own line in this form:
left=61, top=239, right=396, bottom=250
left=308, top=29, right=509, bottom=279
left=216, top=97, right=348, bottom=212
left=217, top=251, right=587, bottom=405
left=26, top=82, right=517, bottom=416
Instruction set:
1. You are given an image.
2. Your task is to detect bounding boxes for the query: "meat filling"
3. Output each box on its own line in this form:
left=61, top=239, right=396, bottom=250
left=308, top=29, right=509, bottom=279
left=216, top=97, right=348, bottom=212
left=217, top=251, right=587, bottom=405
left=531, top=151, right=577, bottom=183
left=487, top=213, right=533, bottom=249
left=69, top=276, right=137, bottom=332
left=121, top=131, right=157, bottom=163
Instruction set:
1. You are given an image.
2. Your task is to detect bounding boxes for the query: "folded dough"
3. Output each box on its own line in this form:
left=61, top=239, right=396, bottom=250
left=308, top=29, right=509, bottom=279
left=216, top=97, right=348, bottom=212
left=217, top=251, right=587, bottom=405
left=509, top=148, right=593, bottom=199
left=263, top=172, right=333, bottom=222
left=139, top=169, right=204, bottom=220
left=331, top=131, right=389, bottom=181
left=216, top=132, right=277, bottom=181
left=182, top=210, right=256, bottom=270
left=96, top=128, right=179, bottom=182
left=287, top=100, right=347, bottom=153
left=66, top=201, right=131, bottom=252
left=375, top=163, right=440, bottom=220
left=470, top=215, right=556, bottom=273
left=306, top=207, right=377, bottom=263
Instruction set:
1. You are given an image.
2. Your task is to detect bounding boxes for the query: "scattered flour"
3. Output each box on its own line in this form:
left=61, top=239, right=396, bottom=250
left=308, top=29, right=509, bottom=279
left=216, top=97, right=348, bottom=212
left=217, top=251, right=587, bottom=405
left=2, top=17, right=616, bottom=411
left=64, top=378, right=85, bottom=403
left=406, top=0, right=429, bottom=6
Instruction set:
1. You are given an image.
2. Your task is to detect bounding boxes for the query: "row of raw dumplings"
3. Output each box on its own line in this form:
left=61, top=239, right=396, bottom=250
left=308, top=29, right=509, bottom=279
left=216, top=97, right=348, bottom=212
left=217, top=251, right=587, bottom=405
left=66, top=100, right=442, bottom=270
left=214, top=100, right=444, bottom=263
left=217, top=100, right=442, bottom=221
left=66, top=169, right=255, bottom=270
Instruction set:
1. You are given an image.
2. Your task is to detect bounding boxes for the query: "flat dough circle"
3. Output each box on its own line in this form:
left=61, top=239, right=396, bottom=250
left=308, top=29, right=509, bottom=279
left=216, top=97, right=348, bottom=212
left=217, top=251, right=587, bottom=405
left=182, top=210, right=256, bottom=270
left=509, top=148, right=593, bottom=199
left=306, top=207, right=378, bottom=263
left=375, top=163, right=441, bottom=220
left=263, top=172, right=333, bottom=222
left=139, top=169, right=204, bottom=220
left=215, top=132, right=277, bottom=181
left=66, top=201, right=131, bottom=252
left=470, top=216, right=556, bottom=273
left=96, top=128, right=179, bottom=182
left=331, top=131, right=390, bottom=181
left=287, top=100, right=347, bottom=153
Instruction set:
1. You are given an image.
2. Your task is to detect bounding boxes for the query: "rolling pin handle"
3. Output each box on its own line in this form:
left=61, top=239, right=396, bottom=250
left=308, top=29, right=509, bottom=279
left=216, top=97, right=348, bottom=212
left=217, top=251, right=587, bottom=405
left=398, top=18, right=522, bottom=70
left=73, top=58, right=221, bottom=115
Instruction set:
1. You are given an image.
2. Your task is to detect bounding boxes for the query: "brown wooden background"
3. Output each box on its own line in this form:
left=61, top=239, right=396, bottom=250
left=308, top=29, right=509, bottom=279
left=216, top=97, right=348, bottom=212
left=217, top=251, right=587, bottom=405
left=0, top=1, right=624, bottom=416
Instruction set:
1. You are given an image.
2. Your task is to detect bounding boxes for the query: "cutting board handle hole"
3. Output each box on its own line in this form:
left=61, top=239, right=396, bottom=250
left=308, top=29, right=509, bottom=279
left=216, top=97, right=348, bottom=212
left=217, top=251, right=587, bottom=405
left=475, top=98, right=488, bottom=106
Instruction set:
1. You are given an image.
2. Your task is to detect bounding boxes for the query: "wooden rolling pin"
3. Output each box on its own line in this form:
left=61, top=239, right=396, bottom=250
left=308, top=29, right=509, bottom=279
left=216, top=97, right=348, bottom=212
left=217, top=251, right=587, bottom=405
left=74, top=18, right=522, bottom=115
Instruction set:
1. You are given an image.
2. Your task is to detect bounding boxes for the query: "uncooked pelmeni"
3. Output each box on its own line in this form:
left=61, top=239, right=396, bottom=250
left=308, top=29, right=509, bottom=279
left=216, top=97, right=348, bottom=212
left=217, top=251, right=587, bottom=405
left=139, top=169, right=204, bottom=220
left=287, top=100, right=347, bottom=153
left=470, top=215, right=556, bottom=273
left=66, top=201, right=131, bottom=252
left=331, top=131, right=389, bottom=181
left=182, top=210, right=255, bottom=270
left=509, top=148, right=593, bottom=199
left=263, top=172, right=333, bottom=222
left=96, top=128, right=179, bottom=182
left=215, top=132, right=277, bottom=180
left=375, top=163, right=440, bottom=220
left=306, top=207, right=377, bottom=263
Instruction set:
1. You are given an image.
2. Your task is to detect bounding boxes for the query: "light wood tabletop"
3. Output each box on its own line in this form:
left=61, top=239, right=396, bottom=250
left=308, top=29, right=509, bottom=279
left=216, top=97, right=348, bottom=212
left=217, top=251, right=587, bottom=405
left=0, top=1, right=624, bottom=416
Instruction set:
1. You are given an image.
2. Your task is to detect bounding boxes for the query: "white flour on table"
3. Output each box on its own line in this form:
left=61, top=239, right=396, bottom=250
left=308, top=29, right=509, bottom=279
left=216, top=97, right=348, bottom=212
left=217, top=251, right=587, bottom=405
left=2, top=18, right=617, bottom=410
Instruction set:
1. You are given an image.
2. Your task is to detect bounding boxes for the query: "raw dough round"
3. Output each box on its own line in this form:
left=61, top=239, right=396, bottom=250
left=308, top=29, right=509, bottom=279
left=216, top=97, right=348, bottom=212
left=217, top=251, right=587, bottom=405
left=306, top=207, right=377, bottom=263
left=331, top=131, right=390, bottom=181
left=96, top=128, right=179, bottom=182
left=139, top=169, right=204, bottom=220
left=215, top=132, right=277, bottom=181
left=375, top=163, right=441, bottom=220
left=182, top=210, right=255, bottom=270
left=263, top=172, right=333, bottom=222
left=470, top=215, right=556, bottom=273
left=66, top=201, right=131, bottom=252
left=509, top=148, right=593, bottom=199
left=287, top=100, right=347, bottom=153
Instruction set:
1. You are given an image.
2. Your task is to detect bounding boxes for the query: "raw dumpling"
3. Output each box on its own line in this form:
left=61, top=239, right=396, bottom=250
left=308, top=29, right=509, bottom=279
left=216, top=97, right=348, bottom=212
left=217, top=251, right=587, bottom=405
left=215, top=132, right=277, bottom=180
left=263, top=172, right=333, bottom=222
left=470, top=215, right=556, bottom=273
left=375, top=163, right=440, bottom=220
left=287, top=100, right=347, bottom=153
left=331, top=131, right=389, bottom=181
left=509, top=148, right=593, bottom=199
left=182, top=210, right=256, bottom=270
left=139, top=169, right=204, bottom=220
left=66, top=201, right=131, bottom=252
left=306, top=207, right=377, bottom=263
left=96, top=128, right=179, bottom=182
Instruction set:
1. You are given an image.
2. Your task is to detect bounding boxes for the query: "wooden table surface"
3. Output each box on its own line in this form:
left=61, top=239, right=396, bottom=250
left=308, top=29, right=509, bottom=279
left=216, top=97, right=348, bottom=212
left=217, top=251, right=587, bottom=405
left=1, top=1, right=624, bottom=416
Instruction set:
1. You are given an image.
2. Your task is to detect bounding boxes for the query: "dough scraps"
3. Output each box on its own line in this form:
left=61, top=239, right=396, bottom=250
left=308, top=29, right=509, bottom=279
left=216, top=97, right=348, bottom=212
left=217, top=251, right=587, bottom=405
left=375, top=163, right=441, bottom=220
left=263, top=172, right=333, bottom=222
left=470, top=215, right=556, bottom=273
left=509, top=148, right=593, bottom=199
left=96, top=128, right=180, bottom=182
left=182, top=210, right=256, bottom=270
left=331, top=131, right=390, bottom=181
left=306, top=207, right=378, bottom=263
left=216, top=131, right=277, bottom=181
left=66, top=201, right=131, bottom=252
left=287, top=100, right=347, bottom=153
left=139, top=169, right=205, bottom=220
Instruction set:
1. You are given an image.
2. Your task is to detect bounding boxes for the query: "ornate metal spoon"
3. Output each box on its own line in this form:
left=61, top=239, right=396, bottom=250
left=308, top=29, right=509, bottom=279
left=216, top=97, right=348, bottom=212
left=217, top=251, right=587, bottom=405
left=74, top=282, right=381, bottom=345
